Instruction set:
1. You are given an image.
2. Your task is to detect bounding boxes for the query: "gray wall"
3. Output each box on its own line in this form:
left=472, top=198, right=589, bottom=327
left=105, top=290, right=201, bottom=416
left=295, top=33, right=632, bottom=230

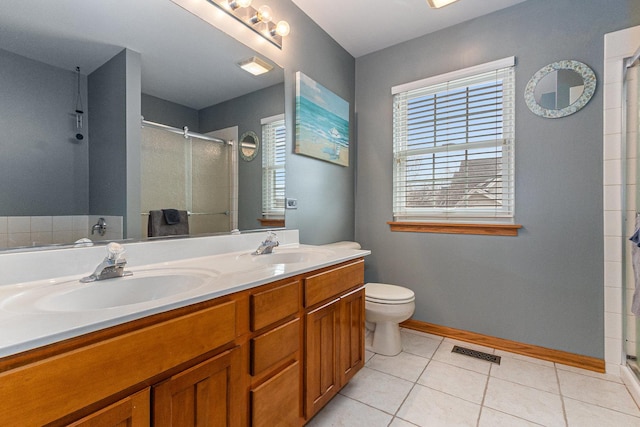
left=200, top=83, right=284, bottom=231
left=141, top=93, right=199, bottom=131
left=355, top=0, right=640, bottom=359
left=88, top=48, right=141, bottom=238
left=0, top=49, right=89, bottom=215
left=275, top=0, right=357, bottom=245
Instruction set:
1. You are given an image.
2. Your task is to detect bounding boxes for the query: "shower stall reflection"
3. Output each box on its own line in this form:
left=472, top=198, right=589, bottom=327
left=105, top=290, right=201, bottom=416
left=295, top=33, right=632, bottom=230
left=140, top=121, right=237, bottom=238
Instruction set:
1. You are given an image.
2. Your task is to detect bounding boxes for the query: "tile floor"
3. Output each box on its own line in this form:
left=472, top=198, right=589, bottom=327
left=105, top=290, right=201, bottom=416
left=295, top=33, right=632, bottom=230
left=307, top=329, right=640, bottom=427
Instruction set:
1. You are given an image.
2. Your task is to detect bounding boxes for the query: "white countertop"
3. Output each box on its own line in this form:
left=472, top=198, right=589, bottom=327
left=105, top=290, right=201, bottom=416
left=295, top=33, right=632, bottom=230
left=0, top=236, right=369, bottom=358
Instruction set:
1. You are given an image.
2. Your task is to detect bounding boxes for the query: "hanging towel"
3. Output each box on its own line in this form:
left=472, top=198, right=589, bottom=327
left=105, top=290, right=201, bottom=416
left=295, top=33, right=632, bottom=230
left=162, top=208, right=181, bottom=225
left=629, top=214, right=640, bottom=316
left=148, top=210, right=189, bottom=237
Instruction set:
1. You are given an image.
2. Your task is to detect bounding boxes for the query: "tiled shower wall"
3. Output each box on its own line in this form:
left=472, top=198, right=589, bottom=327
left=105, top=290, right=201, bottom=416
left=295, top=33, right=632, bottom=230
left=0, top=215, right=123, bottom=249
left=603, top=25, right=640, bottom=374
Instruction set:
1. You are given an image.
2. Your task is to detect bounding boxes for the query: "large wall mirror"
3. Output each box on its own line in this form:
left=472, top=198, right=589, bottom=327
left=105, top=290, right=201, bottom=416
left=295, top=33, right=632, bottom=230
left=0, top=0, right=285, bottom=251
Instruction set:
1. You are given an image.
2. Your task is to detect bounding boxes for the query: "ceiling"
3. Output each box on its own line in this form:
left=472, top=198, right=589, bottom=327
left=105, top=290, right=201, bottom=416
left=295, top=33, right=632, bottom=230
left=0, top=1, right=527, bottom=109
left=0, top=0, right=284, bottom=110
left=291, top=0, right=528, bottom=58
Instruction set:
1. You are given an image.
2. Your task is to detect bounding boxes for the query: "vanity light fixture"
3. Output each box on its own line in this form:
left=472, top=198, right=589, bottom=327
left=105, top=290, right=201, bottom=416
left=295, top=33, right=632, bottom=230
left=207, top=0, right=289, bottom=49
left=426, top=0, right=460, bottom=8
left=238, top=56, right=273, bottom=76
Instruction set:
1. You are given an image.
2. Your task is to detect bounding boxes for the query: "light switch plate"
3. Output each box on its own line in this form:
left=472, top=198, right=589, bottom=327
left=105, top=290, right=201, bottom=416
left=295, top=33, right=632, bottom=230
left=286, top=198, right=298, bottom=209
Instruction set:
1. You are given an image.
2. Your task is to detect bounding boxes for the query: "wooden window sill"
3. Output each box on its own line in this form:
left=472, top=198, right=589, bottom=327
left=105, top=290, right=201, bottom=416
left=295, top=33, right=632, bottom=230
left=258, top=218, right=285, bottom=227
left=387, top=221, right=522, bottom=236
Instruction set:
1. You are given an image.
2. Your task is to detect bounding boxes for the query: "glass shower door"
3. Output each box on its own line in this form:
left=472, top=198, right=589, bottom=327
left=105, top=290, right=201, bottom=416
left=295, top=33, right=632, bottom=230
left=140, top=126, right=232, bottom=237
left=189, top=136, right=232, bottom=234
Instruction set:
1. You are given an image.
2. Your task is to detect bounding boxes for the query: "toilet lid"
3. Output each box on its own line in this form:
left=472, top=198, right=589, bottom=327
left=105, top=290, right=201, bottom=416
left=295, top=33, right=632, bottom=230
left=365, top=283, right=415, bottom=304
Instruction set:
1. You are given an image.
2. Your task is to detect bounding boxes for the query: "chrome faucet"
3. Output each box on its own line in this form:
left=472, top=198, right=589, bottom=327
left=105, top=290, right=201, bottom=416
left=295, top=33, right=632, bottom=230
left=91, top=217, right=107, bottom=236
left=80, top=242, right=132, bottom=283
left=252, top=232, right=279, bottom=255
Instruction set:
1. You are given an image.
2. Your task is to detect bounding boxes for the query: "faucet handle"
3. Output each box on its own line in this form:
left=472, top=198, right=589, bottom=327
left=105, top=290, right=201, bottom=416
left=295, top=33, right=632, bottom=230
left=106, top=242, right=125, bottom=261
left=265, top=231, right=278, bottom=243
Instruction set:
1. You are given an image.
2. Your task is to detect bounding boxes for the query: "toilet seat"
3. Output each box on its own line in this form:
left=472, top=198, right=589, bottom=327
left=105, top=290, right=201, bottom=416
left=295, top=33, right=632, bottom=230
left=365, top=283, right=415, bottom=305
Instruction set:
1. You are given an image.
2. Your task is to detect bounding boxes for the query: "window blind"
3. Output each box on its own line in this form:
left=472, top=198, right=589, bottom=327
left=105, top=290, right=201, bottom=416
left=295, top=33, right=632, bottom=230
left=262, top=116, right=286, bottom=217
left=392, top=62, right=515, bottom=222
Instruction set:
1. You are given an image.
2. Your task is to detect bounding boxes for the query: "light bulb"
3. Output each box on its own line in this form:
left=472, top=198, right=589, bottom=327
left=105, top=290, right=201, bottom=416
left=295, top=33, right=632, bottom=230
left=228, top=0, right=252, bottom=10
left=256, top=5, right=273, bottom=23
left=274, top=20, right=290, bottom=37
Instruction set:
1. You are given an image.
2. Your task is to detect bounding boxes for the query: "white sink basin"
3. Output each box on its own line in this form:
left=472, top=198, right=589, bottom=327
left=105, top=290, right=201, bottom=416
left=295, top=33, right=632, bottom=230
left=2, top=268, right=218, bottom=312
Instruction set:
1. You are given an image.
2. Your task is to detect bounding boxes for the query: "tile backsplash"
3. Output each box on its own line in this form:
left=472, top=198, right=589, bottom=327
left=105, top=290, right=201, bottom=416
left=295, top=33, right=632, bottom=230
left=0, top=215, right=123, bottom=249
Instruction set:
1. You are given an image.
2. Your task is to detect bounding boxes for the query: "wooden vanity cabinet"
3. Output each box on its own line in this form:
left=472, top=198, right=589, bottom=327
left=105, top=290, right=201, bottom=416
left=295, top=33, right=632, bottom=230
left=0, top=257, right=365, bottom=427
left=303, top=260, right=366, bottom=421
left=0, top=298, right=240, bottom=427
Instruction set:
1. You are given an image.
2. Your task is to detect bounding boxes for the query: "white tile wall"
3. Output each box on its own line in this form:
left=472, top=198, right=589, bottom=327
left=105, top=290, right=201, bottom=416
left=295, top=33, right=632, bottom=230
left=603, top=25, right=640, bottom=375
left=0, top=215, right=123, bottom=249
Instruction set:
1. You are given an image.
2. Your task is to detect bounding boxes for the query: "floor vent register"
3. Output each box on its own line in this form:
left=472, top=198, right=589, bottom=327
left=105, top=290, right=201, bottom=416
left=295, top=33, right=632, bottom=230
left=451, top=345, right=501, bottom=364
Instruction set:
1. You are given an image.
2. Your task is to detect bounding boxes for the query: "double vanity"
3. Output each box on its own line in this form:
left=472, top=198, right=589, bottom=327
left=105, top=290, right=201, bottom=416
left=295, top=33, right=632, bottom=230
left=0, top=230, right=370, bottom=426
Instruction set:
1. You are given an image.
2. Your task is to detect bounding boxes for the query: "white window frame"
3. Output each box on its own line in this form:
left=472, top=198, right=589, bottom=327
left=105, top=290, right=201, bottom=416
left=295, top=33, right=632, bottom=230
left=392, top=57, right=515, bottom=224
left=261, top=114, right=286, bottom=218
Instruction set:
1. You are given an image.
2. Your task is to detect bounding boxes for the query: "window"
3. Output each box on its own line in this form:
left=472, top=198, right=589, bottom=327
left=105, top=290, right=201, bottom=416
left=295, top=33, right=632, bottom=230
left=262, top=114, right=286, bottom=218
left=392, top=57, right=515, bottom=224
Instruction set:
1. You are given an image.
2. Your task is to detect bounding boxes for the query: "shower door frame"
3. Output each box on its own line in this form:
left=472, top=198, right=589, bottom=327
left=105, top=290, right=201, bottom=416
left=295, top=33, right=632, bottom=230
left=604, top=24, right=640, bottom=404
left=622, top=45, right=640, bottom=380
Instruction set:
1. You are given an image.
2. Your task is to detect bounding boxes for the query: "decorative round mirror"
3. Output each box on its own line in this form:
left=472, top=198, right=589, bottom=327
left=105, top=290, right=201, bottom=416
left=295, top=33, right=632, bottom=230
left=239, top=131, right=260, bottom=161
left=525, top=60, right=596, bottom=118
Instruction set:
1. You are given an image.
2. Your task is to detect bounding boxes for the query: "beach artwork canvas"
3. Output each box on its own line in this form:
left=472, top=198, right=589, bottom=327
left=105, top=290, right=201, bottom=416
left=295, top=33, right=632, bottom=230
left=295, top=72, right=349, bottom=166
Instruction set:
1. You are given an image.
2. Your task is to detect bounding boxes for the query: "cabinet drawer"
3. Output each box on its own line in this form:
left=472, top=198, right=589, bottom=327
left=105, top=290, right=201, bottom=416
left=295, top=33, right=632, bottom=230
left=251, top=318, right=300, bottom=376
left=0, top=300, right=237, bottom=427
left=251, top=361, right=300, bottom=427
left=250, top=280, right=300, bottom=331
left=304, top=260, right=364, bottom=308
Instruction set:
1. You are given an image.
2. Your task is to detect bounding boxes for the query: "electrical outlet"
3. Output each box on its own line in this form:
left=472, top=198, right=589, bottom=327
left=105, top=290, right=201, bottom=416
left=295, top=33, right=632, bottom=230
left=286, top=198, right=298, bottom=209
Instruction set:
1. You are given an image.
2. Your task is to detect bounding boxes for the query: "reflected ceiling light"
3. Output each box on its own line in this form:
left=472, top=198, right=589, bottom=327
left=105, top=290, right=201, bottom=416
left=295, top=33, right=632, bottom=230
left=426, top=0, right=459, bottom=8
left=238, top=56, right=273, bottom=76
left=207, top=0, right=290, bottom=49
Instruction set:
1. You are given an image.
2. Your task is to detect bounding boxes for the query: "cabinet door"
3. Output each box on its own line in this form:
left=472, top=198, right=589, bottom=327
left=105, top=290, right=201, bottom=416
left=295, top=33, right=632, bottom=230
left=339, top=287, right=365, bottom=385
left=66, top=388, right=150, bottom=427
left=304, top=299, right=340, bottom=419
left=251, top=361, right=301, bottom=427
left=153, top=347, right=241, bottom=427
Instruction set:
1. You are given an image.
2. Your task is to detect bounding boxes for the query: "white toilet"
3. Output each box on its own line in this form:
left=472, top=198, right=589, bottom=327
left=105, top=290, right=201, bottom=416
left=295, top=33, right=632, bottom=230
left=365, top=283, right=415, bottom=356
